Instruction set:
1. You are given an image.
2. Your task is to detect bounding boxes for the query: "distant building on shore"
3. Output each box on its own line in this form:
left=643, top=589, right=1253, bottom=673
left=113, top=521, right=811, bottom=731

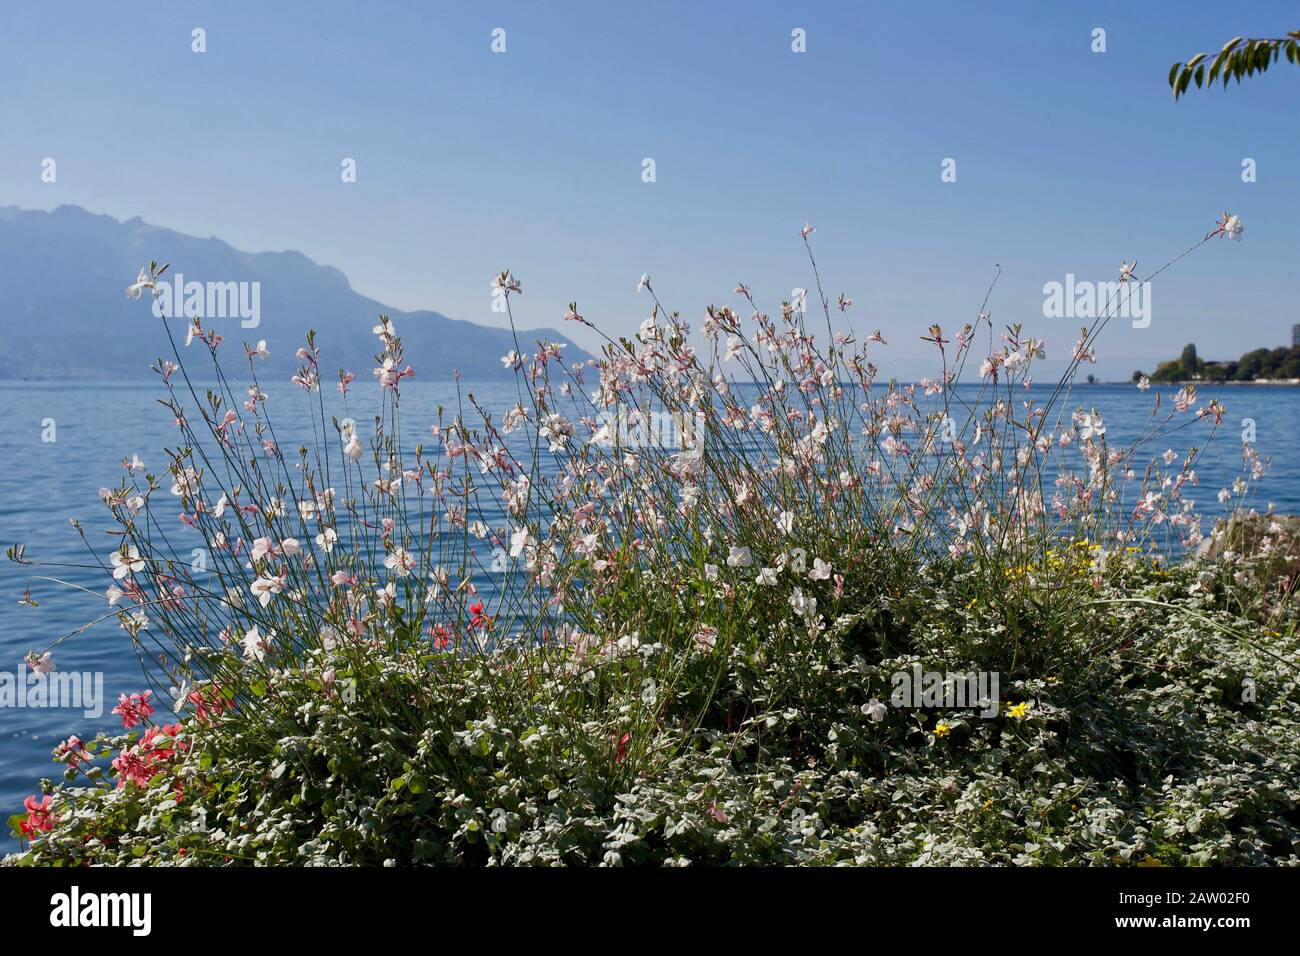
left=1294, top=324, right=1300, bottom=348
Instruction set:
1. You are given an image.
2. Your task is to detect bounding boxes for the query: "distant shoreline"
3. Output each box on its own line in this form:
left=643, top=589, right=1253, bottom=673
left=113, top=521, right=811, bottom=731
left=1106, top=379, right=1300, bottom=387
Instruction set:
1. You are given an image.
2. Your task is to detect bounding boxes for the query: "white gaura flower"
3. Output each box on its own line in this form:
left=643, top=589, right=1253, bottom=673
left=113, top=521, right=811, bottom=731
left=788, top=587, right=817, bottom=620
left=111, top=545, right=146, bottom=580
left=126, top=453, right=145, bottom=472
left=1119, top=260, right=1137, bottom=283
left=384, top=548, right=416, bottom=577
left=170, top=468, right=200, bottom=497
left=280, top=538, right=302, bottom=557
left=704, top=563, right=720, bottom=581
left=250, top=574, right=285, bottom=608
left=125, top=268, right=154, bottom=299
left=250, top=537, right=276, bottom=563
left=809, top=557, right=833, bottom=580
left=863, top=699, right=888, bottom=723
left=509, top=528, right=534, bottom=558
left=636, top=273, right=651, bottom=294
left=213, top=493, right=229, bottom=518
left=776, top=510, right=794, bottom=535
left=343, top=435, right=365, bottom=461
left=726, top=546, right=752, bottom=568
left=241, top=625, right=271, bottom=662
left=756, top=566, right=778, bottom=586
left=692, top=625, right=718, bottom=651
left=539, top=413, right=574, bottom=453
left=106, top=584, right=125, bottom=606
left=503, top=403, right=528, bottom=434
left=1222, top=213, right=1243, bottom=240
left=1136, top=375, right=1151, bottom=392
left=252, top=339, right=270, bottom=360
left=1076, top=410, right=1105, bottom=442
left=315, top=527, right=338, bottom=552
left=501, top=350, right=521, bottom=369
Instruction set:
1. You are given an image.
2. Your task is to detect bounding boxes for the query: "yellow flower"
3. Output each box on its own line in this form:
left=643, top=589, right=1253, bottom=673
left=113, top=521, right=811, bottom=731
left=966, top=597, right=977, bottom=608
left=1007, top=701, right=1030, bottom=720
left=933, top=722, right=951, bottom=738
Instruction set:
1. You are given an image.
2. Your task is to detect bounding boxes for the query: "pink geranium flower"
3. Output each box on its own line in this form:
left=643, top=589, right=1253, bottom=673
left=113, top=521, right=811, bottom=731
left=19, top=794, right=56, bottom=837
left=112, top=690, right=155, bottom=729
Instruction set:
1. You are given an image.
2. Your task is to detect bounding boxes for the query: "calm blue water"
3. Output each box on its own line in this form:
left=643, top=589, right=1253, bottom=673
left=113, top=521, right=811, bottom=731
left=2, top=379, right=1297, bottom=843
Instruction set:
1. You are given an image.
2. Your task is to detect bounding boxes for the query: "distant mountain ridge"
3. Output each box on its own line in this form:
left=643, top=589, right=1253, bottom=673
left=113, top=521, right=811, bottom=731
left=0, top=204, right=592, bottom=380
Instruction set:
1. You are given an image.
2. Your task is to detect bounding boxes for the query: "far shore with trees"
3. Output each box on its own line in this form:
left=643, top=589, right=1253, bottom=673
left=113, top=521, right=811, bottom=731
left=1132, top=341, right=1300, bottom=385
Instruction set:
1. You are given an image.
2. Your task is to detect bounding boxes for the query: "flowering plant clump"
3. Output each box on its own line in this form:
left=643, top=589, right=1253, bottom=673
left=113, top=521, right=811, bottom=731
left=5, top=219, right=1298, bottom=866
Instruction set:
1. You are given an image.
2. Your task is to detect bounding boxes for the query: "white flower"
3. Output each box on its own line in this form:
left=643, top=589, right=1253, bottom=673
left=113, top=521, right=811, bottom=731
left=863, top=699, right=887, bottom=723
left=726, top=546, right=752, bottom=568
left=539, top=413, right=575, bottom=453
left=1076, top=410, right=1105, bottom=442
left=1136, top=375, right=1151, bottom=392
left=343, top=435, right=364, bottom=461
left=250, top=536, right=277, bottom=563
left=704, top=563, right=720, bottom=581
left=756, top=566, right=778, bottom=586
left=1119, top=260, right=1137, bottom=283
left=250, top=574, right=284, bottom=608
left=315, top=527, right=338, bottom=552
left=636, top=273, right=651, bottom=293
left=125, top=267, right=156, bottom=299
left=241, top=625, right=271, bottom=662
left=111, top=545, right=146, bottom=580
left=1223, top=214, right=1243, bottom=240
left=509, top=528, right=534, bottom=558
left=693, top=625, right=717, bottom=651
left=776, top=510, right=794, bottom=535
left=809, top=558, right=833, bottom=581
left=384, top=548, right=416, bottom=577
left=252, top=339, right=270, bottom=360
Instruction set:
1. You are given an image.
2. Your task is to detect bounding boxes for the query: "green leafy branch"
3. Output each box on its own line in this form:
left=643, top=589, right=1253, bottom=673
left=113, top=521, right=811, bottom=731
left=1169, top=32, right=1300, bottom=100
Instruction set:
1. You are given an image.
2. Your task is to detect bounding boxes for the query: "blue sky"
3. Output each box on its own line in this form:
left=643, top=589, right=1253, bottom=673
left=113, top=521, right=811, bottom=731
left=2, top=0, right=1297, bottom=379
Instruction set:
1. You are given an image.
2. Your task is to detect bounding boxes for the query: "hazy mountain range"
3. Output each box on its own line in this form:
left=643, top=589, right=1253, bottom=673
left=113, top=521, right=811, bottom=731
left=0, top=204, right=592, bottom=380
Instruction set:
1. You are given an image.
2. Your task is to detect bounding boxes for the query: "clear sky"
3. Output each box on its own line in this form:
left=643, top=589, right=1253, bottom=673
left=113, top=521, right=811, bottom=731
left=2, top=0, right=1297, bottom=379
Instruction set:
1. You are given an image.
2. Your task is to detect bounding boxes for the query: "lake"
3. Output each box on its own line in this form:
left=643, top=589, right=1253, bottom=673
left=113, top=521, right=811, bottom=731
left=2, top=378, right=1298, bottom=844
